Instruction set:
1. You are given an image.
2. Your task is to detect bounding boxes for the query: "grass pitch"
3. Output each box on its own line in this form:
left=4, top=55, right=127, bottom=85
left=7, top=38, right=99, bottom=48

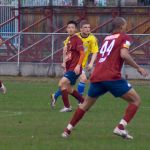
left=0, top=76, right=150, bottom=150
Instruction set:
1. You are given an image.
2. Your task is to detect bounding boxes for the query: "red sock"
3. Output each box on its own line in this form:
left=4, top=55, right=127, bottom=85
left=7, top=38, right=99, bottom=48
left=123, top=103, right=138, bottom=123
left=61, top=89, right=70, bottom=108
left=70, top=107, right=85, bottom=127
left=71, top=90, right=84, bottom=103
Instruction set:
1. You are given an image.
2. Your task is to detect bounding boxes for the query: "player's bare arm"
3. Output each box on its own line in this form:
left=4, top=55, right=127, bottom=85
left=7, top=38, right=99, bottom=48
left=61, top=46, right=67, bottom=69
left=120, top=48, right=148, bottom=77
left=74, top=50, right=85, bottom=75
left=87, top=53, right=97, bottom=70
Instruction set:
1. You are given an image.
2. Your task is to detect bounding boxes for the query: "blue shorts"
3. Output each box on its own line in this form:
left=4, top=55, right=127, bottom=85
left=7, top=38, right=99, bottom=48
left=64, top=71, right=80, bottom=85
left=88, top=79, right=132, bottom=98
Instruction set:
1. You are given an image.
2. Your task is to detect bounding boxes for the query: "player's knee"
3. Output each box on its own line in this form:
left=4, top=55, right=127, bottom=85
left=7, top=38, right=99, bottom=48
left=58, top=80, right=63, bottom=87
left=131, top=94, right=141, bottom=107
left=80, top=75, right=87, bottom=83
left=124, top=89, right=142, bottom=107
left=134, top=96, right=141, bottom=106
left=79, top=104, right=87, bottom=111
left=68, top=87, right=74, bottom=94
left=79, top=100, right=91, bottom=111
left=59, top=79, right=67, bottom=88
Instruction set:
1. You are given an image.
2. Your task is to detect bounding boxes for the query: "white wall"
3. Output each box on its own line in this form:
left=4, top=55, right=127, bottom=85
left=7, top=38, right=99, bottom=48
left=0, top=62, right=150, bottom=79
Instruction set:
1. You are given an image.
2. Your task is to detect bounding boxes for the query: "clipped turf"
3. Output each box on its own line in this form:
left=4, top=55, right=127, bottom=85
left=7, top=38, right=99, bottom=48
left=0, top=76, right=150, bottom=150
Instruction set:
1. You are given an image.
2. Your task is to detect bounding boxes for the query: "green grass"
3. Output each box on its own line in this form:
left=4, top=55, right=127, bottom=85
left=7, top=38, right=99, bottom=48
left=0, top=77, right=150, bottom=150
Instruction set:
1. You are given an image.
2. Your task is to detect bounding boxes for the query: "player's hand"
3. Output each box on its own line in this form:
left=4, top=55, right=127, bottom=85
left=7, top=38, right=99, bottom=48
left=137, top=67, right=148, bottom=77
left=74, top=64, right=80, bottom=75
left=87, top=63, right=93, bottom=71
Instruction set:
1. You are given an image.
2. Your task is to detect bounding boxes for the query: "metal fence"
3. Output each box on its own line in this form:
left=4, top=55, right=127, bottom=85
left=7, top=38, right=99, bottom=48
left=0, top=0, right=18, bottom=38
left=0, top=32, right=150, bottom=78
left=0, top=0, right=18, bottom=5
left=0, top=32, right=150, bottom=64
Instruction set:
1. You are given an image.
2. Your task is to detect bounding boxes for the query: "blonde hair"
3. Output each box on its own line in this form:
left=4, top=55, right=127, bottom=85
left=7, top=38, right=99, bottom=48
left=79, top=20, right=90, bottom=28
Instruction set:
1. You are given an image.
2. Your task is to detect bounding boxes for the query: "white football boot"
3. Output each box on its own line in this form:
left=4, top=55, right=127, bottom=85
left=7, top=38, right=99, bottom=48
left=113, top=127, right=133, bottom=139
left=61, top=131, right=70, bottom=138
left=61, top=128, right=71, bottom=138
left=59, top=106, right=72, bottom=112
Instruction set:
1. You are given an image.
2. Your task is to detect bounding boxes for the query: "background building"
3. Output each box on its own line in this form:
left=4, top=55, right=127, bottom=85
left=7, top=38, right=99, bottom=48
left=0, top=0, right=150, bottom=77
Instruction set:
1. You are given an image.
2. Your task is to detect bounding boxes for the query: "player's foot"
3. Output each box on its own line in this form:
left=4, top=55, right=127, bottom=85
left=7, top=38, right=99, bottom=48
left=61, top=128, right=71, bottom=138
left=0, top=83, right=7, bottom=94
left=113, top=127, right=133, bottom=139
left=59, top=106, right=72, bottom=112
left=50, top=93, right=56, bottom=109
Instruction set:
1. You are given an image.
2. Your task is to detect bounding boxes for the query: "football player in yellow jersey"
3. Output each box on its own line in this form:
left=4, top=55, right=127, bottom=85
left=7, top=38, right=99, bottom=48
left=51, top=20, right=98, bottom=109
left=76, top=20, right=98, bottom=96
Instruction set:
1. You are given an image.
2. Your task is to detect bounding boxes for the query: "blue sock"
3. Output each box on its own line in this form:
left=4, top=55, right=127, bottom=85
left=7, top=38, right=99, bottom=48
left=54, top=88, right=62, bottom=101
left=77, top=82, right=85, bottom=96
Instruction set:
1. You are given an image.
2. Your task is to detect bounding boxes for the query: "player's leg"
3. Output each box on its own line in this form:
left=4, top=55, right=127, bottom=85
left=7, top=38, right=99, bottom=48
left=59, top=76, right=72, bottom=112
left=108, top=79, right=139, bottom=139
left=59, top=71, right=81, bottom=112
left=69, top=86, right=84, bottom=104
left=50, top=88, right=61, bottom=108
left=62, top=96, right=97, bottom=138
left=51, top=72, right=84, bottom=108
left=120, top=88, right=141, bottom=124
left=62, top=82, right=107, bottom=138
left=68, top=72, right=85, bottom=104
left=77, top=71, right=87, bottom=96
left=114, top=88, right=141, bottom=139
left=0, top=80, right=6, bottom=94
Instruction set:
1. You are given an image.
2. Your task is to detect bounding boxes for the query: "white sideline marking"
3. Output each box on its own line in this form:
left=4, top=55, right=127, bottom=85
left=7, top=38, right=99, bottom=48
left=0, top=111, right=22, bottom=118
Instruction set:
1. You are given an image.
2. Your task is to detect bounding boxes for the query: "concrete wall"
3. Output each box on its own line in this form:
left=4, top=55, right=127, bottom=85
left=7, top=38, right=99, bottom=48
left=0, top=62, right=150, bottom=79
left=124, top=65, right=150, bottom=80
left=0, top=62, right=64, bottom=77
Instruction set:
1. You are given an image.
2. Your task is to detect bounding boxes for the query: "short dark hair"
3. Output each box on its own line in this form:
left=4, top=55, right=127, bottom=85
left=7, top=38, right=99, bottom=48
left=79, top=20, right=90, bottom=28
left=67, top=20, right=78, bottom=27
left=112, top=17, right=126, bottom=30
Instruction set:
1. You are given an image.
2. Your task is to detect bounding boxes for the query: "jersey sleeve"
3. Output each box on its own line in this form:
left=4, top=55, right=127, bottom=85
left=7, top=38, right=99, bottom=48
left=76, top=37, right=84, bottom=52
left=90, top=36, right=99, bottom=53
left=121, top=35, right=132, bottom=50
